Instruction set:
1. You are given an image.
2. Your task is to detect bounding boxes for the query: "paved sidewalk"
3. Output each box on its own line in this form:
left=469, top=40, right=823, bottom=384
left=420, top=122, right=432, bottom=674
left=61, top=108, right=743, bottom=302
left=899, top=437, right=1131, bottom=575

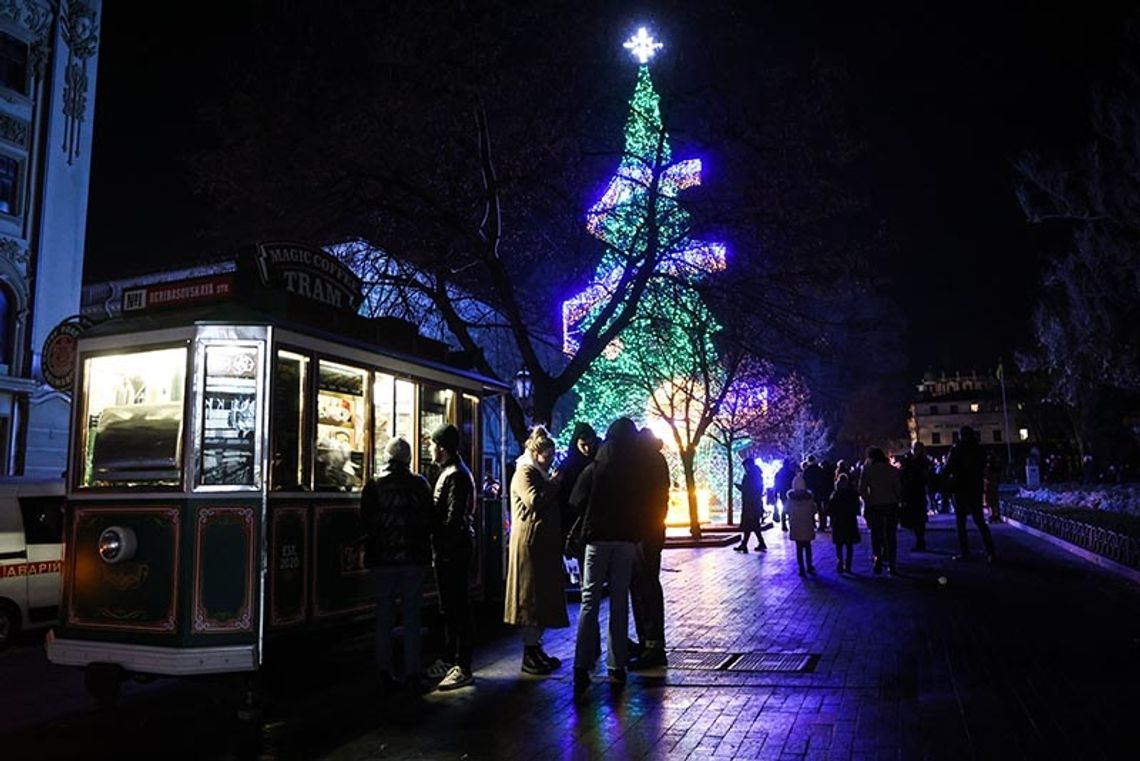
left=305, top=514, right=1140, bottom=760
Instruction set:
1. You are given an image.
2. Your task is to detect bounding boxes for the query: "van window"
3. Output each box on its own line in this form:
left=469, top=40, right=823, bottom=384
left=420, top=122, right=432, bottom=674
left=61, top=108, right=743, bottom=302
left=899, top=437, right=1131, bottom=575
left=19, top=495, right=63, bottom=544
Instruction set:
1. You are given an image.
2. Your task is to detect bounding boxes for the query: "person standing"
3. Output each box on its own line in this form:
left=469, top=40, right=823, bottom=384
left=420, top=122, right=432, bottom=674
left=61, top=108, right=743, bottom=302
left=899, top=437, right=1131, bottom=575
left=734, top=457, right=767, bottom=553
left=802, top=456, right=828, bottom=531
left=945, top=425, right=997, bottom=562
left=859, top=447, right=902, bottom=575
left=787, top=474, right=817, bottom=576
left=773, top=458, right=798, bottom=532
left=629, top=427, right=671, bottom=671
left=557, top=422, right=599, bottom=586
left=505, top=426, right=568, bottom=675
left=828, top=472, right=861, bottom=573
left=427, top=424, right=477, bottom=691
left=900, top=442, right=931, bottom=551
left=569, top=417, right=642, bottom=693
left=360, top=437, right=432, bottom=693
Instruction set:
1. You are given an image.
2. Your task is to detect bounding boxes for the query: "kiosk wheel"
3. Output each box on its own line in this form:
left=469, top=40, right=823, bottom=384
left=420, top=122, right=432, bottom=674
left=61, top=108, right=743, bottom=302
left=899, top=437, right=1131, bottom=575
left=85, top=662, right=124, bottom=708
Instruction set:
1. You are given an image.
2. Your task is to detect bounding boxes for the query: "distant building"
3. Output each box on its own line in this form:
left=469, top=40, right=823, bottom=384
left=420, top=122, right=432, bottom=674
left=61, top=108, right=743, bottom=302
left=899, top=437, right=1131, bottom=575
left=907, top=369, right=1035, bottom=457
left=0, top=2, right=101, bottom=477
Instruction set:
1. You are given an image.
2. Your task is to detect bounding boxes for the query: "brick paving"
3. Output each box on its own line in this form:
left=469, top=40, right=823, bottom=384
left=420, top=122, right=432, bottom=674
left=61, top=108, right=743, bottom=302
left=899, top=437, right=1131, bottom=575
left=4, top=513, right=1140, bottom=760
left=310, top=514, right=1140, bottom=760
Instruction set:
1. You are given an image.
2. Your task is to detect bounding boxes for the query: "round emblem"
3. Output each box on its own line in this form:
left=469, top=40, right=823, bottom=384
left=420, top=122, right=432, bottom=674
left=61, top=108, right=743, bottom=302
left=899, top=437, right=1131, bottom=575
left=42, top=317, right=91, bottom=392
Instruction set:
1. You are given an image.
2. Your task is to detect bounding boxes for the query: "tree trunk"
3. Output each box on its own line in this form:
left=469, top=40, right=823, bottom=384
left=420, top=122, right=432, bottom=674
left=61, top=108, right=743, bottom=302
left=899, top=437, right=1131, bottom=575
left=725, top=445, right=735, bottom=525
left=681, top=447, right=702, bottom=539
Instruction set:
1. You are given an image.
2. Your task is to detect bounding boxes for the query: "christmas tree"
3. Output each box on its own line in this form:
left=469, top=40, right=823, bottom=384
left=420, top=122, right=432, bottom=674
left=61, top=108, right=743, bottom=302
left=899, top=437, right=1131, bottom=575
left=563, top=28, right=726, bottom=441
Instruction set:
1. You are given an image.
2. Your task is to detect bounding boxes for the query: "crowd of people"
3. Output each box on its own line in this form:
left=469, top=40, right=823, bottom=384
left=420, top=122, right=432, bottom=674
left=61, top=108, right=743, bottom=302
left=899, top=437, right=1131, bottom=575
left=357, top=419, right=1000, bottom=698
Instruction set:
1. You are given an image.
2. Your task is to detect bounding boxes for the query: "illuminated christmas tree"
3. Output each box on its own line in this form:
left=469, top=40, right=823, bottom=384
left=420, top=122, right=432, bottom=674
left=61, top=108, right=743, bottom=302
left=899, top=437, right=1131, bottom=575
left=563, top=28, right=726, bottom=440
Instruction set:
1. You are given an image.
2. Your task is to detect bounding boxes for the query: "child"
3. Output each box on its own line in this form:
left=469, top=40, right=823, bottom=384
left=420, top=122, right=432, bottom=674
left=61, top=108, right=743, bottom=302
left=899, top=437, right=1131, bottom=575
left=828, top=473, right=862, bottom=573
left=786, top=474, right=817, bottom=576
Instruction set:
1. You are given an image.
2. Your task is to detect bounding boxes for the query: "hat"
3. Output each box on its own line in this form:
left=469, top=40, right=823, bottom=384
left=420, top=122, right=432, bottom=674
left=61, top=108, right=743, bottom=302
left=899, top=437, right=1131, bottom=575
left=792, top=474, right=807, bottom=491
left=430, top=424, right=460, bottom=455
left=385, top=437, right=412, bottom=465
left=570, top=421, right=598, bottom=444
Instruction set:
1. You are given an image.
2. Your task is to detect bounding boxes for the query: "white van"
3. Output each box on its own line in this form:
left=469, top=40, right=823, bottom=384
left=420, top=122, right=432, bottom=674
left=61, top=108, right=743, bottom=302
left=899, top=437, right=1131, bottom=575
left=0, top=479, right=65, bottom=649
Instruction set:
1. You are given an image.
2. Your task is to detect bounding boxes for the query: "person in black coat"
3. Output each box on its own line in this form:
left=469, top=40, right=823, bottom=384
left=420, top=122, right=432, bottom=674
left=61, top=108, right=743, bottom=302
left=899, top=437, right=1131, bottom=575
left=899, top=442, right=932, bottom=551
left=802, top=456, right=829, bottom=531
left=734, top=457, right=767, bottom=552
left=360, top=437, right=432, bottom=691
left=629, top=427, right=672, bottom=671
left=568, top=417, right=642, bottom=692
left=827, top=472, right=862, bottom=573
left=944, top=425, right=996, bottom=562
left=773, top=458, right=798, bottom=531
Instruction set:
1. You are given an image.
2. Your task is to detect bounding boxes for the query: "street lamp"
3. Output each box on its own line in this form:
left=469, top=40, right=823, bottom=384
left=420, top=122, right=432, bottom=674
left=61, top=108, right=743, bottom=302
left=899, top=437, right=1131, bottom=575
left=514, top=367, right=533, bottom=421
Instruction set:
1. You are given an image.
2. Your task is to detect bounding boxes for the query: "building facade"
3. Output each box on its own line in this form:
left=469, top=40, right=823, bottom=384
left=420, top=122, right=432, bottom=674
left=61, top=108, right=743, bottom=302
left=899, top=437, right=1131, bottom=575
left=0, top=1, right=100, bottom=478
left=908, top=369, right=1034, bottom=457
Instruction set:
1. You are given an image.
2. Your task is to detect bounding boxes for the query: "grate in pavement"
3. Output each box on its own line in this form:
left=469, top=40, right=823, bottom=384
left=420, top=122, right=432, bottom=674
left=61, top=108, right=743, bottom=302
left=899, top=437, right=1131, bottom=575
left=725, top=652, right=814, bottom=673
left=668, top=651, right=735, bottom=670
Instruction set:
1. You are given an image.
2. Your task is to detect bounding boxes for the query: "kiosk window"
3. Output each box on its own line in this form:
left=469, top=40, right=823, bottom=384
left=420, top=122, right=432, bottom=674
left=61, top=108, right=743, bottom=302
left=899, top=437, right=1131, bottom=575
left=419, top=385, right=453, bottom=485
left=80, top=347, right=187, bottom=487
left=395, top=378, right=416, bottom=450
left=373, top=372, right=394, bottom=473
left=315, top=360, right=366, bottom=491
left=272, top=351, right=308, bottom=490
left=199, top=344, right=261, bottom=486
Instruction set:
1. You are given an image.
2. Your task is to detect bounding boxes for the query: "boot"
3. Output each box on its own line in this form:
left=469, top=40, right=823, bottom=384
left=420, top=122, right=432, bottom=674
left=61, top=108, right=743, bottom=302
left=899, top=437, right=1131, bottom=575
left=522, top=646, right=553, bottom=675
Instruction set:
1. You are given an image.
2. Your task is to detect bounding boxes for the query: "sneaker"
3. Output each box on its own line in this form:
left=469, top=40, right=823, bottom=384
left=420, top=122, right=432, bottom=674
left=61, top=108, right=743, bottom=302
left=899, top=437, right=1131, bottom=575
left=426, top=658, right=453, bottom=679
left=436, top=665, right=474, bottom=691
left=573, top=667, right=591, bottom=694
left=628, top=648, right=668, bottom=671
left=522, top=648, right=554, bottom=675
left=733, top=544, right=748, bottom=553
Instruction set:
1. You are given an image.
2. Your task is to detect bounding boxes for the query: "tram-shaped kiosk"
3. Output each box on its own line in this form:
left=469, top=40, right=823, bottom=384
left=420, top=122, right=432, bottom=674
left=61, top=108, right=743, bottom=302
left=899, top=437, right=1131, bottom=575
left=47, top=248, right=508, bottom=699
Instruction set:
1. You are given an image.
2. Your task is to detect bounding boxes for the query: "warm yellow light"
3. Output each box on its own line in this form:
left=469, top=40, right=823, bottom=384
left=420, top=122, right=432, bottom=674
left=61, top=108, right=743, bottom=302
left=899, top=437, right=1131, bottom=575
left=1019, top=428, right=1030, bottom=441
left=970, top=403, right=979, bottom=412
left=665, top=488, right=710, bottom=527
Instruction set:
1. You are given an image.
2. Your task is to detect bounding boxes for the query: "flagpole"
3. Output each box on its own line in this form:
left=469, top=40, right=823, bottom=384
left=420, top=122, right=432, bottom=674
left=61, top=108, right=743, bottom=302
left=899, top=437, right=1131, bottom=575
left=998, top=359, right=1013, bottom=474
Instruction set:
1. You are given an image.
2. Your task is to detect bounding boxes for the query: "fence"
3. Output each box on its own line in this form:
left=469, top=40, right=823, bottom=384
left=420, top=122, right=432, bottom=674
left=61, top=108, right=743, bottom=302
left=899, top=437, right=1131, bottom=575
left=1003, top=500, right=1140, bottom=570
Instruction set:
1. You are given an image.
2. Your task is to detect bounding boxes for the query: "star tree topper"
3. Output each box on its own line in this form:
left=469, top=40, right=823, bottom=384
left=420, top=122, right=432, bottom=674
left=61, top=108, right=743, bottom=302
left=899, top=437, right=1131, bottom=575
left=623, top=27, right=663, bottom=64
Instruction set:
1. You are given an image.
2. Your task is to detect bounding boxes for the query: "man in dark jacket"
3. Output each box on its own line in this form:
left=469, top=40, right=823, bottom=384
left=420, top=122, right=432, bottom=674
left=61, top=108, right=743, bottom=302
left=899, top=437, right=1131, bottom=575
left=557, top=422, right=599, bottom=587
left=360, top=437, right=432, bottom=691
left=427, top=424, right=478, bottom=690
left=802, top=456, right=829, bottom=531
left=568, top=417, right=642, bottom=693
left=773, top=458, right=798, bottom=532
left=944, top=425, right=996, bottom=562
left=629, top=427, right=672, bottom=671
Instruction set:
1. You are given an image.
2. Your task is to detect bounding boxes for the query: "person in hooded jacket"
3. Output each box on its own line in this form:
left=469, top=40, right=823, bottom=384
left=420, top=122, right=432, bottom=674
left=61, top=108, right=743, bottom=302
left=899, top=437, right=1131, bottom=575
left=505, top=426, right=568, bottom=676
left=557, top=422, right=599, bottom=587
left=360, top=437, right=432, bottom=692
left=734, top=457, right=767, bottom=552
left=827, top=472, right=862, bottom=573
left=628, top=427, right=672, bottom=671
left=568, top=417, right=642, bottom=693
left=787, top=474, right=818, bottom=576
left=944, top=425, right=996, bottom=562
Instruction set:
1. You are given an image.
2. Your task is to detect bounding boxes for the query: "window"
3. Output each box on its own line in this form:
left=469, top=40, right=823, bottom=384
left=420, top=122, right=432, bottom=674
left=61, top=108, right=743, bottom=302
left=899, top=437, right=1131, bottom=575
left=419, top=384, right=454, bottom=485
left=931, top=432, right=941, bottom=445
left=992, top=429, right=1002, bottom=443
left=949, top=404, right=959, bottom=414
left=315, top=360, right=366, bottom=491
left=19, top=496, right=63, bottom=545
left=271, top=351, right=307, bottom=491
left=0, top=283, right=13, bottom=367
left=929, top=405, right=939, bottom=415
left=0, top=32, right=28, bottom=95
left=199, top=344, right=262, bottom=487
left=0, top=154, right=19, bottom=215
left=80, top=347, right=187, bottom=487
left=373, top=372, right=395, bottom=473
left=970, top=403, right=980, bottom=413
left=1019, top=428, right=1030, bottom=441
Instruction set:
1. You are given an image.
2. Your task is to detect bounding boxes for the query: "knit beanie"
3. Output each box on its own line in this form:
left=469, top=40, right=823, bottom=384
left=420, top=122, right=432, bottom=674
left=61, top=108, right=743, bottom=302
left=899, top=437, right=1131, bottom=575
left=430, top=424, right=460, bottom=455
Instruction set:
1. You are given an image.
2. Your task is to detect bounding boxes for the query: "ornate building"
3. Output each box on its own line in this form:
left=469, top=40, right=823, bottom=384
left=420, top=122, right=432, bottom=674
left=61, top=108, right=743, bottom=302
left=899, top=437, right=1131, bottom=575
left=907, top=369, right=1034, bottom=458
left=0, top=1, right=101, bottom=477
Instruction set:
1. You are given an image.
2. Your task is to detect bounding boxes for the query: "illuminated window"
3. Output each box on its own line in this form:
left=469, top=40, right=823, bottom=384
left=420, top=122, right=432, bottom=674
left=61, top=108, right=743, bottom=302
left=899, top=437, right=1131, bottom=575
left=80, top=347, right=187, bottom=487
left=199, top=344, right=262, bottom=487
left=419, top=384, right=454, bottom=485
left=271, top=351, right=308, bottom=491
left=970, top=403, right=980, bottom=412
left=1019, top=428, right=1030, bottom=441
left=315, top=360, right=366, bottom=491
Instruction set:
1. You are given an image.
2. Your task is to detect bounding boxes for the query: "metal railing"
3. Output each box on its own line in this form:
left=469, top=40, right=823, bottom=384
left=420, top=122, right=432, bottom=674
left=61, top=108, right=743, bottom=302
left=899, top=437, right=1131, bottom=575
left=1002, top=500, right=1140, bottom=570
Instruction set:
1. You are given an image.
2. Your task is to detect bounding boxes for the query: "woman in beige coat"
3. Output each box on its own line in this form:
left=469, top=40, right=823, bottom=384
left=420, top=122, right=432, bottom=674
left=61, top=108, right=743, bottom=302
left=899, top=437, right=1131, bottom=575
left=505, top=426, right=569, bottom=675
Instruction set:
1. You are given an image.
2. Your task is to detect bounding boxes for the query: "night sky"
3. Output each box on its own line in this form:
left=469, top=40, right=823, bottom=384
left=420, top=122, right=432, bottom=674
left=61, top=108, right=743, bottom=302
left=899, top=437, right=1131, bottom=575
left=84, top=1, right=1136, bottom=381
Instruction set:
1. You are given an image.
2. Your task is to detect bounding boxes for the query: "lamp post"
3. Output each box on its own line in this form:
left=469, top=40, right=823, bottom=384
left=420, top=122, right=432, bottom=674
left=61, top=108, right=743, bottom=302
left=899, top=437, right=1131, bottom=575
left=513, top=367, right=533, bottom=427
